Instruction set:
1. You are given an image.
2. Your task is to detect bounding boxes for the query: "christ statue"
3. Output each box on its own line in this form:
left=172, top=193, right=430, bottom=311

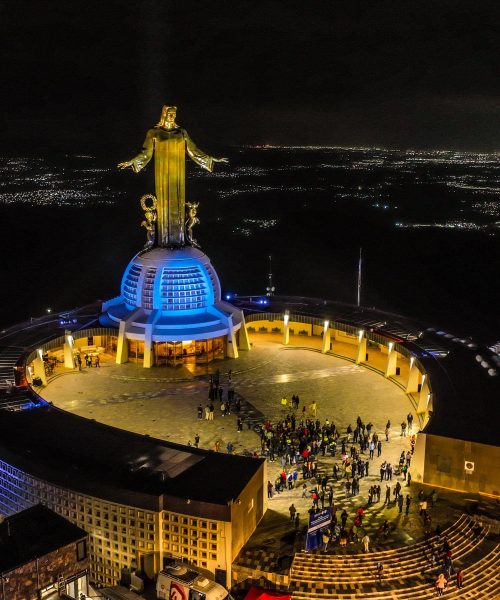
left=118, top=105, right=227, bottom=246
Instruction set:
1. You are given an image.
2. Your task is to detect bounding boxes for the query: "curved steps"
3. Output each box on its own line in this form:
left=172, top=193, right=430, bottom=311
left=289, top=513, right=500, bottom=599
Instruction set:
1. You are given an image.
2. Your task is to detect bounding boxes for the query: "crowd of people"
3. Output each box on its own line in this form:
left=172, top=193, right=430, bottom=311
left=258, top=398, right=422, bottom=549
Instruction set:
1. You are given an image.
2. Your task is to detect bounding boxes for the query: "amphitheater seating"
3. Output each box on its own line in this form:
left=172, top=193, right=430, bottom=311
left=289, top=513, right=500, bottom=599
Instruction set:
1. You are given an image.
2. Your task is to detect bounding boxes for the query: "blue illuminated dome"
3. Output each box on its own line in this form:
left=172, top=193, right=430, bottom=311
left=120, top=247, right=220, bottom=313
left=101, top=247, right=246, bottom=344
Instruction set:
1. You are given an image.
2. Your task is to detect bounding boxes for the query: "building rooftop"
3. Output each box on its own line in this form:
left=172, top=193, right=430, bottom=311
left=0, top=407, right=264, bottom=512
left=0, top=504, right=87, bottom=573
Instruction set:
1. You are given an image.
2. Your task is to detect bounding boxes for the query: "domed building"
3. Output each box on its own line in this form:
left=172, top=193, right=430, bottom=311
left=100, top=246, right=249, bottom=367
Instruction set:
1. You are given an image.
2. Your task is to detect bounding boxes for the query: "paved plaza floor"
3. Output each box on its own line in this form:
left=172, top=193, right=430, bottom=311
left=41, top=336, right=477, bottom=564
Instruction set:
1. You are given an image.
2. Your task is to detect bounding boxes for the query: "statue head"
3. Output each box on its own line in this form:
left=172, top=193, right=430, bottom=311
left=157, top=105, right=178, bottom=129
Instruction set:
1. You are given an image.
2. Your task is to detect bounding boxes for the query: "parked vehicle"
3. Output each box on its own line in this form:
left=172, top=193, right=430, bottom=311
left=156, top=560, right=230, bottom=600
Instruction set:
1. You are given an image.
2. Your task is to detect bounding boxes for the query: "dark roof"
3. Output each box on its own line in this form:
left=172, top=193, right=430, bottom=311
left=234, top=295, right=500, bottom=448
left=0, top=407, right=264, bottom=511
left=0, top=504, right=86, bottom=573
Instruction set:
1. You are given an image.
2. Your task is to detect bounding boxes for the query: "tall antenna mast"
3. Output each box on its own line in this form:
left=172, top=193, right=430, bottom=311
left=266, top=255, right=275, bottom=296
left=357, top=247, right=362, bottom=307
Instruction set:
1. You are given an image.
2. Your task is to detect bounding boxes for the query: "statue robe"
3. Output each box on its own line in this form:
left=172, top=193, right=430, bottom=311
left=130, top=127, right=214, bottom=246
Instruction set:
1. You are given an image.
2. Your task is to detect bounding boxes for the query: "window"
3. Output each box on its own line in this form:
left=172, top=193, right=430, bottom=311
left=76, top=539, right=88, bottom=561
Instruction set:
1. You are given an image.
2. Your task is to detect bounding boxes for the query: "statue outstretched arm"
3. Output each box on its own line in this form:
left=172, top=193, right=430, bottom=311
left=184, top=131, right=228, bottom=172
left=118, top=129, right=155, bottom=173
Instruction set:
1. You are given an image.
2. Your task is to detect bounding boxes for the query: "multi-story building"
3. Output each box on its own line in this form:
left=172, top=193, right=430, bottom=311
left=0, top=407, right=266, bottom=587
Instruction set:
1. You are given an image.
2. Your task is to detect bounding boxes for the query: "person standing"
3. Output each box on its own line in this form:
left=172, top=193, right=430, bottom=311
left=267, top=481, right=273, bottom=498
left=194, top=434, right=200, bottom=448
left=405, top=494, right=411, bottom=515
left=289, top=503, right=296, bottom=521
left=376, top=562, right=384, bottom=584
left=407, top=412, right=413, bottom=432
left=456, top=569, right=464, bottom=589
left=197, top=403, right=203, bottom=419
left=362, top=533, right=370, bottom=553
left=407, top=471, right=412, bottom=486
left=377, top=440, right=382, bottom=457
left=397, top=494, right=404, bottom=513
left=322, top=530, right=330, bottom=552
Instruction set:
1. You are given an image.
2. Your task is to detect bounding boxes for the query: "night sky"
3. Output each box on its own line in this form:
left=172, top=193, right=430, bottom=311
left=1, top=0, right=499, bottom=154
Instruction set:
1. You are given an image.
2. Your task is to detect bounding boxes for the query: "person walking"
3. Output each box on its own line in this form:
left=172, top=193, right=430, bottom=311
left=456, top=569, right=464, bottom=589
left=435, top=573, right=446, bottom=596
left=197, top=403, right=203, bottom=419
left=95, top=355, right=100, bottom=367
left=194, top=434, right=200, bottom=448
left=377, top=440, right=382, bottom=457
left=362, top=533, right=370, bottom=553
left=407, top=471, right=412, bottom=486
left=397, top=494, right=404, bottom=513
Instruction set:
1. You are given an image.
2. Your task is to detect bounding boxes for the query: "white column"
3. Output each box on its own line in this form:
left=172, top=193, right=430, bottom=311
left=238, top=313, right=251, bottom=351
left=63, top=332, right=75, bottom=369
left=116, top=321, right=128, bottom=364
left=322, top=320, right=331, bottom=354
left=385, top=343, right=397, bottom=378
left=283, top=312, right=290, bottom=345
left=355, top=330, right=366, bottom=364
left=417, top=377, right=430, bottom=414
left=406, top=359, right=420, bottom=393
left=143, top=324, right=154, bottom=368
left=33, top=349, right=47, bottom=386
left=226, top=316, right=239, bottom=359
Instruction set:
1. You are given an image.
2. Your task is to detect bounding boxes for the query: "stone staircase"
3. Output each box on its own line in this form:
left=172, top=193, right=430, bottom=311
left=0, top=388, right=43, bottom=411
left=0, top=346, right=21, bottom=389
left=289, top=514, right=500, bottom=599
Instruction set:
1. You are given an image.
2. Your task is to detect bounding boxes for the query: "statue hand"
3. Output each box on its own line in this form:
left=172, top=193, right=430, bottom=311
left=117, top=161, right=133, bottom=170
left=213, top=157, right=229, bottom=164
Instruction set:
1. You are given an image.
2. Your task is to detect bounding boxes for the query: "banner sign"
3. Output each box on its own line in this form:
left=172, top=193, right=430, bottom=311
left=305, top=507, right=332, bottom=551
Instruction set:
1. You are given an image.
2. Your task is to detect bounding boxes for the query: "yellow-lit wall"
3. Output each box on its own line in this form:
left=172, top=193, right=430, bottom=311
left=414, top=433, right=500, bottom=497
left=230, top=461, right=266, bottom=562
